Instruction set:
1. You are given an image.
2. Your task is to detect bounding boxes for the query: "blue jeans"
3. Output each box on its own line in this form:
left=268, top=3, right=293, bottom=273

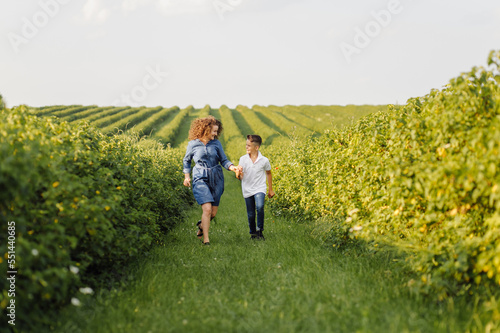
left=244, top=192, right=266, bottom=234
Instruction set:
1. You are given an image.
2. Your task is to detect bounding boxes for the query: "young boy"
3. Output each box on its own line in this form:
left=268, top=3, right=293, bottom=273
left=236, top=135, right=275, bottom=240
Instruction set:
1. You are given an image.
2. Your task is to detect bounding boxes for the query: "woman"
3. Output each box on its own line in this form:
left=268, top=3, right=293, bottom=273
left=182, top=116, right=240, bottom=245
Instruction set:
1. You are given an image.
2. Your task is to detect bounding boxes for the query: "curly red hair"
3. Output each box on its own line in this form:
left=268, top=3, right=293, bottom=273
left=188, top=116, right=223, bottom=141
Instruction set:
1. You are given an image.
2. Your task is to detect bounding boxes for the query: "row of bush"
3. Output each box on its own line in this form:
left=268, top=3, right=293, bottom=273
left=100, top=106, right=163, bottom=133
left=218, top=105, right=244, bottom=161
left=268, top=51, right=500, bottom=299
left=0, top=105, right=193, bottom=331
left=155, top=105, right=193, bottom=146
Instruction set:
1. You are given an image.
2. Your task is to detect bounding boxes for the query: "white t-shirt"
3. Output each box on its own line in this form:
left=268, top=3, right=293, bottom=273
left=239, top=151, right=271, bottom=198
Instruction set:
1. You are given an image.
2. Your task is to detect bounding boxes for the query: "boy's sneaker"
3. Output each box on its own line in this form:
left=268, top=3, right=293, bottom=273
left=250, top=233, right=259, bottom=240
left=257, top=230, right=265, bottom=240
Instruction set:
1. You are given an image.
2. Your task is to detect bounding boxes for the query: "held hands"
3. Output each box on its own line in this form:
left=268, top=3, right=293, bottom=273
left=185, top=166, right=242, bottom=186
left=232, top=165, right=243, bottom=180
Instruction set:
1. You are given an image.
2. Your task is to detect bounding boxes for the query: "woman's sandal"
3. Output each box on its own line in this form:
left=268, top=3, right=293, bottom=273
left=196, top=220, right=203, bottom=239
left=203, top=242, right=210, bottom=246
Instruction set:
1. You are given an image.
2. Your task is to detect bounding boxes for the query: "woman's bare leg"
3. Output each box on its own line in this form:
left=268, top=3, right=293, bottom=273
left=201, top=203, right=212, bottom=243
left=211, top=206, right=218, bottom=220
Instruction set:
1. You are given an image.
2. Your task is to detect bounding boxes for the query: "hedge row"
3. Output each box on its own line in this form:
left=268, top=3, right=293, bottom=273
left=155, top=106, right=193, bottom=146
left=199, top=105, right=211, bottom=118
left=268, top=51, right=500, bottom=299
left=218, top=105, right=244, bottom=161
left=100, top=106, right=163, bottom=134
left=59, top=106, right=115, bottom=122
left=0, top=106, right=193, bottom=331
left=131, top=106, right=180, bottom=137
left=235, top=105, right=280, bottom=145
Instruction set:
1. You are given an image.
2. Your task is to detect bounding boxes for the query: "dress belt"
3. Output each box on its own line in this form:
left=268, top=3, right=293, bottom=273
left=194, top=164, right=221, bottom=189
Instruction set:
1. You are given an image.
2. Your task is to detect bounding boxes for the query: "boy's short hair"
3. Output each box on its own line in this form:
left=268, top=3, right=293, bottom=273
left=247, top=135, right=262, bottom=147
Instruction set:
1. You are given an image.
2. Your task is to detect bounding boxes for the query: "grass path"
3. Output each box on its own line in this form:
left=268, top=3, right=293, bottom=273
left=57, top=174, right=479, bottom=333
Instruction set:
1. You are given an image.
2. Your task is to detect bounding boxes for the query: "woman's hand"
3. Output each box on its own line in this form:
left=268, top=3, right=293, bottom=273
left=183, top=174, right=191, bottom=187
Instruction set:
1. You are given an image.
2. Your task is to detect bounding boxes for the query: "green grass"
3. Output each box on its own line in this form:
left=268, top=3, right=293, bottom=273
left=55, top=174, right=488, bottom=333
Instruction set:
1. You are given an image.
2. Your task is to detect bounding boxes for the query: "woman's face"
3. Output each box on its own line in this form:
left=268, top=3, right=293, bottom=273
left=209, top=125, right=219, bottom=141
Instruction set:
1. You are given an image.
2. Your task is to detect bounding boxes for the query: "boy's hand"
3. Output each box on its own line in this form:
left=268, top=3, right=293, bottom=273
left=268, top=189, right=275, bottom=198
left=235, top=165, right=243, bottom=180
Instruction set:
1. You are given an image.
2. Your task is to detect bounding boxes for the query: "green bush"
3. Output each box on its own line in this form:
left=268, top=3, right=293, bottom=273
left=199, top=105, right=211, bottom=118
left=268, top=50, right=500, bottom=299
left=0, top=106, right=193, bottom=331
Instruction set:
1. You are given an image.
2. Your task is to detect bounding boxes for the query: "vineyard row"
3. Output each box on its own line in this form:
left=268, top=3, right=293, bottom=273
left=30, top=104, right=383, bottom=159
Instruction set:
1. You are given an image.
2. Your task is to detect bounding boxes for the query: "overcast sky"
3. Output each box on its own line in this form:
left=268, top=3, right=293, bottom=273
left=1, top=0, right=500, bottom=109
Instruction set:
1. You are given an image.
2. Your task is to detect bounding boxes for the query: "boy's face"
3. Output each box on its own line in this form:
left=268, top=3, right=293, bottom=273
left=246, top=139, right=259, bottom=155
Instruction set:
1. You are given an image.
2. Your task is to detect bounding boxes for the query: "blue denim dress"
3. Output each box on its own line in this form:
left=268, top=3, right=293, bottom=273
left=183, top=139, right=233, bottom=206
